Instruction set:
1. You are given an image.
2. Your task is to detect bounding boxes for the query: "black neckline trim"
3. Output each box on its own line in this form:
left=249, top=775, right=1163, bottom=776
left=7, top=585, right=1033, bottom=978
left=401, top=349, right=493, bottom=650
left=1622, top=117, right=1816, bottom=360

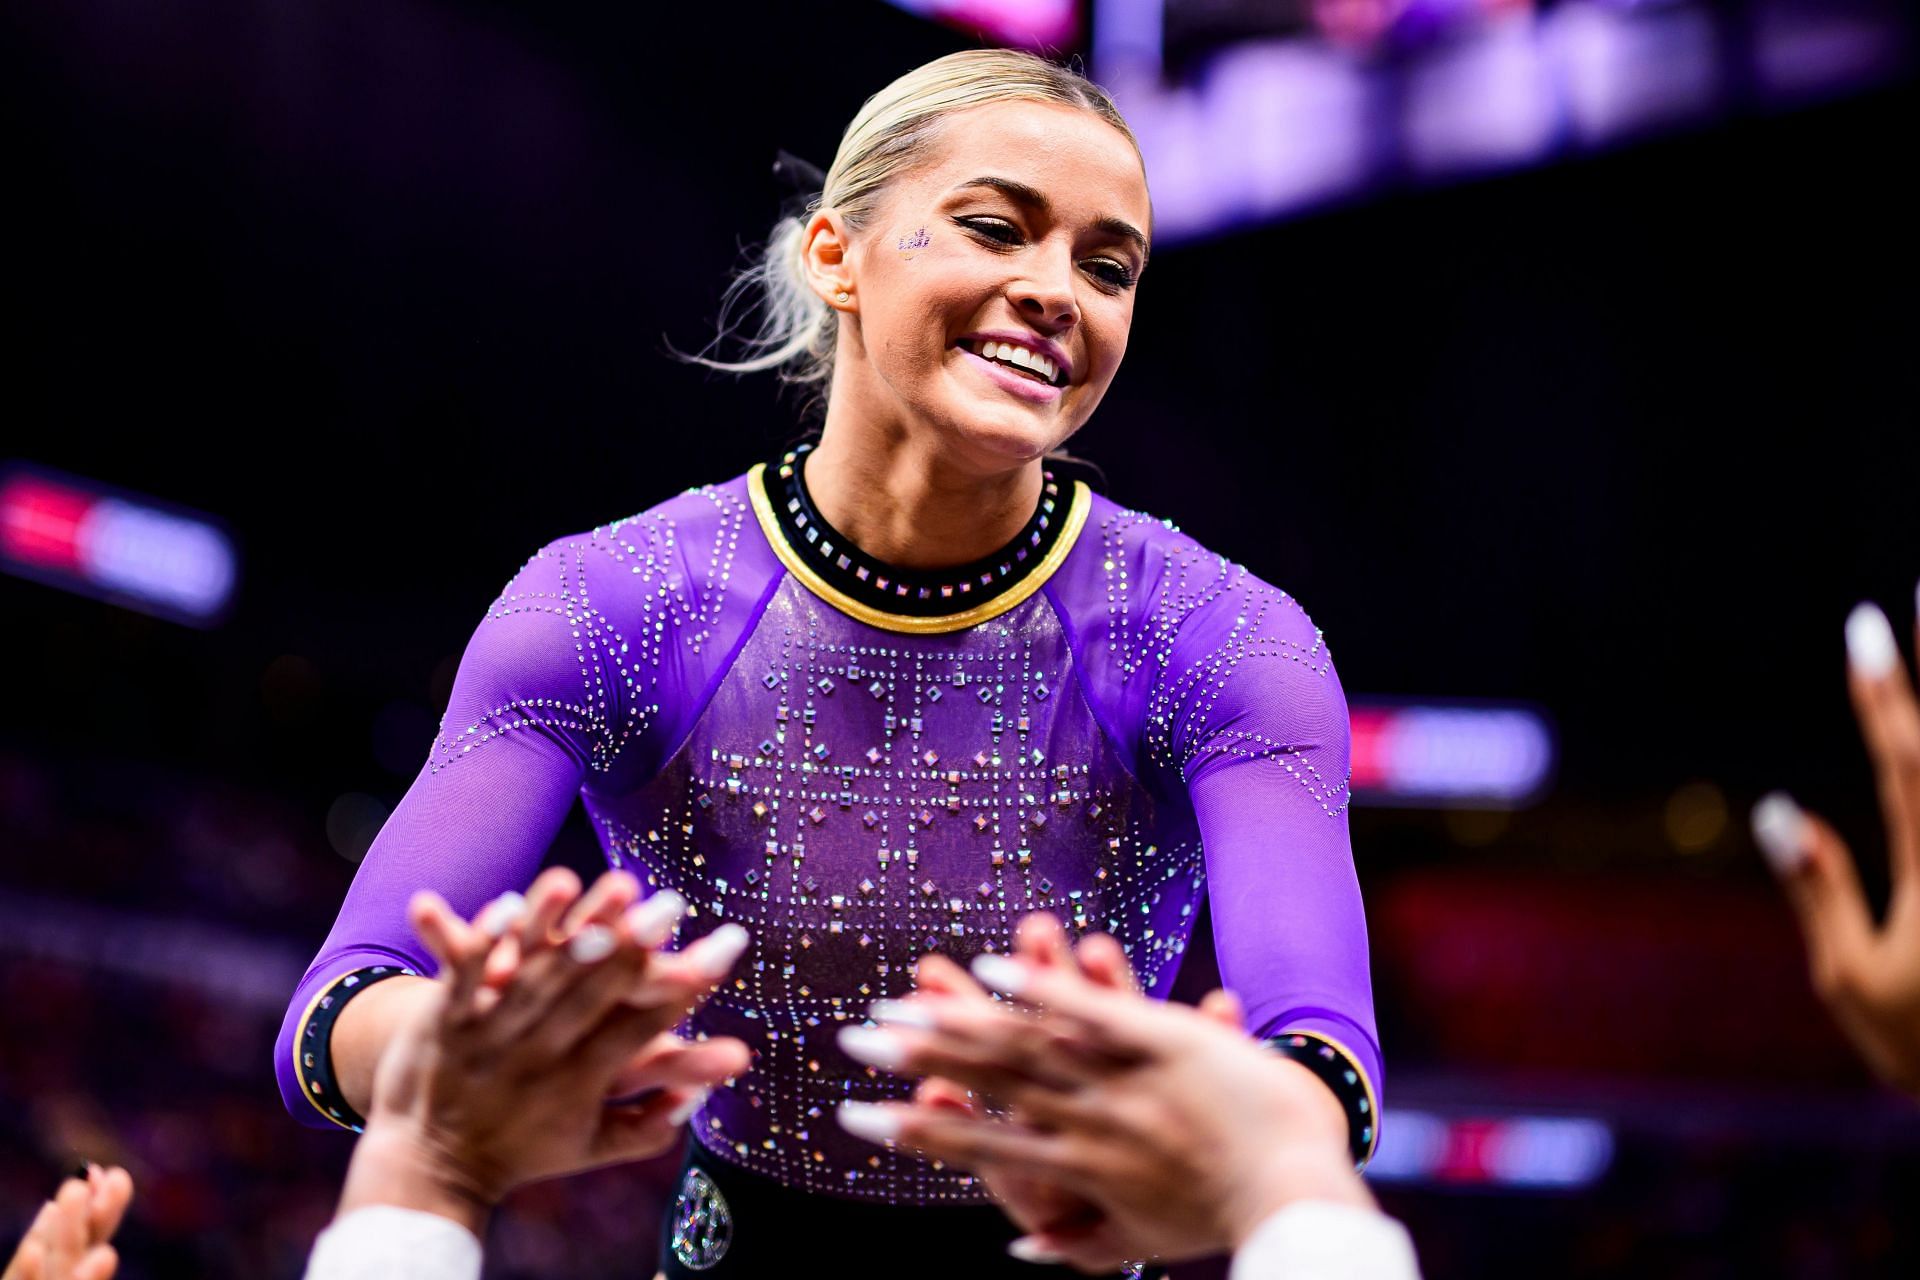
left=764, top=444, right=1068, bottom=619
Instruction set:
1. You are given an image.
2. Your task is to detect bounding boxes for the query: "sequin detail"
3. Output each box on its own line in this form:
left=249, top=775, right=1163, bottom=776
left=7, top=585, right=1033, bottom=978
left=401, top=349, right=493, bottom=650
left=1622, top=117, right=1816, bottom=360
left=670, top=1168, right=733, bottom=1270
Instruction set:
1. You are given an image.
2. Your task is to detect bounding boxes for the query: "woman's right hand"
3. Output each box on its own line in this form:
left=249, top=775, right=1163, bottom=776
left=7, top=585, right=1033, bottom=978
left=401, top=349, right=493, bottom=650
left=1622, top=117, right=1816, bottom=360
left=1756, top=594, right=1920, bottom=1097
left=335, top=868, right=752, bottom=1232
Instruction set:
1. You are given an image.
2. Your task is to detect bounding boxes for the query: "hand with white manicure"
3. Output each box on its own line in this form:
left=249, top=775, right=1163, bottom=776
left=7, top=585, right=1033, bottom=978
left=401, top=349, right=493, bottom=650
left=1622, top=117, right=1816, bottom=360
left=833, top=917, right=1374, bottom=1272
left=333, top=870, right=753, bottom=1237
left=1754, top=588, right=1920, bottom=1098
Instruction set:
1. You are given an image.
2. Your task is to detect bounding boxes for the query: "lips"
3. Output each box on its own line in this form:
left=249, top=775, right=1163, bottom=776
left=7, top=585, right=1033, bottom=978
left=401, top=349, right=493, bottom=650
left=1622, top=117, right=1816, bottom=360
left=956, top=344, right=1063, bottom=404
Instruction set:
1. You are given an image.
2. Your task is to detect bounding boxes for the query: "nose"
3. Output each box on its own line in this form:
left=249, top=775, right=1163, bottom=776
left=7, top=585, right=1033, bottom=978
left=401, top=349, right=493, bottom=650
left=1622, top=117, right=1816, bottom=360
left=1010, top=251, right=1079, bottom=333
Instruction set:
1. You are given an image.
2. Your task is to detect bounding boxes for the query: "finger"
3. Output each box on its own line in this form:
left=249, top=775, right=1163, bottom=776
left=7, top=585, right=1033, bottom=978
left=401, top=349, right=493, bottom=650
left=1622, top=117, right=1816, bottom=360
left=33, top=1181, right=89, bottom=1272
left=522, top=924, right=661, bottom=1057
left=1197, top=988, right=1246, bottom=1031
left=1073, top=933, right=1139, bottom=993
left=866, top=996, right=1118, bottom=1088
left=72, top=1245, right=118, bottom=1280
left=7, top=1238, right=46, bottom=1280
left=518, top=866, right=585, bottom=951
left=913, top=951, right=992, bottom=1000
left=914, top=1077, right=978, bottom=1114
left=1756, top=795, right=1878, bottom=1005
left=603, top=1033, right=751, bottom=1099
left=1014, top=913, right=1073, bottom=970
left=87, top=1167, right=133, bottom=1246
left=590, top=1089, right=704, bottom=1167
left=968, top=954, right=1159, bottom=1062
left=622, top=888, right=689, bottom=952
left=672, top=924, right=752, bottom=990
left=838, top=1103, right=1086, bottom=1182
left=1010, top=1227, right=1132, bottom=1275
left=557, top=870, right=642, bottom=940
left=1847, top=602, right=1920, bottom=887
left=409, top=892, right=490, bottom=1012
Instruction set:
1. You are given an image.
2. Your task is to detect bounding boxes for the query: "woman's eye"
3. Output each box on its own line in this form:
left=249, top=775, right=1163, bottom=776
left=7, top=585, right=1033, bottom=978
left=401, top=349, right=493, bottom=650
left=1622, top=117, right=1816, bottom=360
left=1087, top=260, right=1136, bottom=289
left=958, top=217, right=1022, bottom=245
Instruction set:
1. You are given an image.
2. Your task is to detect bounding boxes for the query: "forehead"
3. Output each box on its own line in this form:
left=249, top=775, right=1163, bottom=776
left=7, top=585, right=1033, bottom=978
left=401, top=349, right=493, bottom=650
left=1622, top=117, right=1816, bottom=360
left=909, top=100, right=1150, bottom=228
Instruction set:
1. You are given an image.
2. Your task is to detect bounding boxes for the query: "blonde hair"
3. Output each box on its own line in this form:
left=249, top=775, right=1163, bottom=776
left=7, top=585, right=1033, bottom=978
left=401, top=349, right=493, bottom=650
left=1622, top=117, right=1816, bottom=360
left=681, top=50, right=1139, bottom=415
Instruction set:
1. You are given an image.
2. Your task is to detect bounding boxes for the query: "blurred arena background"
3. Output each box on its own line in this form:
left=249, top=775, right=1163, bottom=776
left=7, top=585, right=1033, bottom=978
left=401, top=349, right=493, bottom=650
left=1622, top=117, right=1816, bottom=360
left=3, top=1, right=1918, bottom=1275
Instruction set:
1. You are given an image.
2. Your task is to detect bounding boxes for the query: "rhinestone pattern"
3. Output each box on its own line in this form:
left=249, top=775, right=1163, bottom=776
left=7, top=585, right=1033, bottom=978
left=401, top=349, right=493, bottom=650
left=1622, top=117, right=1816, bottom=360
left=291, top=466, right=1374, bottom=1207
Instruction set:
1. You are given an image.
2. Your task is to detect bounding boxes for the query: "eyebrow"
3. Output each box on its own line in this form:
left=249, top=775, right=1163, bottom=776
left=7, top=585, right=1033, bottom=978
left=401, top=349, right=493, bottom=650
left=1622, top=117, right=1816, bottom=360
left=953, top=176, right=1150, bottom=264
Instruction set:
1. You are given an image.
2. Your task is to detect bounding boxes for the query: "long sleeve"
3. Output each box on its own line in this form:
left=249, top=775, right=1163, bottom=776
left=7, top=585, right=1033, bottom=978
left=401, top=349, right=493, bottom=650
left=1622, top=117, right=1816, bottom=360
left=1151, top=562, right=1382, bottom=1102
left=275, top=525, right=676, bottom=1126
left=1229, top=1202, right=1421, bottom=1280
left=304, top=1207, right=482, bottom=1280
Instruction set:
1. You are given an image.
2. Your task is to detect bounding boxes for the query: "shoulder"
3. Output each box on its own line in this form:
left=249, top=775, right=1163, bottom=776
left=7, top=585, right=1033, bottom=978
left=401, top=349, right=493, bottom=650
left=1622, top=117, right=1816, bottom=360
left=505, top=472, right=757, bottom=599
left=1065, top=488, right=1329, bottom=677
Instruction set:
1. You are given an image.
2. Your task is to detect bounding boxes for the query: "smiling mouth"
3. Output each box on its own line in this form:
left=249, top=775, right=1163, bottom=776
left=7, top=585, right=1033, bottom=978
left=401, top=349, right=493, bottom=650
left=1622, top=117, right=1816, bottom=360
left=958, top=338, right=1066, bottom=388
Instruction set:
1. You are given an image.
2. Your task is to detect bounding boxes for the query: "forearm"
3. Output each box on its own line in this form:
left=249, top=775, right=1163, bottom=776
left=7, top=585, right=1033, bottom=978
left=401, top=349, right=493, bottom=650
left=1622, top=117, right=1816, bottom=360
left=335, top=1125, right=494, bottom=1240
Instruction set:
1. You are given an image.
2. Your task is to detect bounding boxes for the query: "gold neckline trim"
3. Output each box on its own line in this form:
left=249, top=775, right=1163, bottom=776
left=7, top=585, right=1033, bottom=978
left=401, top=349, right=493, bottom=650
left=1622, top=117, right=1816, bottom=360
left=748, top=463, right=1091, bottom=635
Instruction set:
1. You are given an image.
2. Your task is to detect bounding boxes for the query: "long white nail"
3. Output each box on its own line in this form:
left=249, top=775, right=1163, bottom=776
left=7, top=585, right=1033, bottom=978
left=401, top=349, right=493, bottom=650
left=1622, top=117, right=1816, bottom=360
left=476, top=892, right=527, bottom=938
left=1007, top=1238, right=1066, bottom=1264
left=837, top=1025, right=908, bottom=1069
left=692, top=924, right=751, bottom=980
left=1752, top=791, right=1811, bottom=876
left=1846, top=602, right=1900, bottom=678
left=626, top=890, right=688, bottom=948
left=869, top=998, right=937, bottom=1029
left=835, top=1101, right=901, bottom=1143
left=667, top=1089, right=709, bottom=1126
left=970, top=952, right=1029, bottom=997
left=568, top=924, right=616, bottom=964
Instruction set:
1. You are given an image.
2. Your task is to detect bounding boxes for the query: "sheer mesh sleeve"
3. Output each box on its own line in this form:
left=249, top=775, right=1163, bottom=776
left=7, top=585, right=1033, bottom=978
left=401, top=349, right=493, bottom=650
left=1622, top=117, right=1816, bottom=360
left=1148, top=557, right=1381, bottom=1102
left=274, top=523, right=682, bottom=1126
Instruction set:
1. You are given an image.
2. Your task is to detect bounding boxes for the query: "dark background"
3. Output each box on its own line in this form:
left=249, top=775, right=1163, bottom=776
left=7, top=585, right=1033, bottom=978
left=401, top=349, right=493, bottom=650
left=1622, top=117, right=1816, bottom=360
left=3, top=0, right=1917, bottom=1275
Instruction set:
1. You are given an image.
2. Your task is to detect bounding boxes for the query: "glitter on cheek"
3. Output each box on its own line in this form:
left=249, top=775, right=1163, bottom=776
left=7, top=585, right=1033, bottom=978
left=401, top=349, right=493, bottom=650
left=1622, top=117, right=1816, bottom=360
left=896, top=226, right=931, bottom=258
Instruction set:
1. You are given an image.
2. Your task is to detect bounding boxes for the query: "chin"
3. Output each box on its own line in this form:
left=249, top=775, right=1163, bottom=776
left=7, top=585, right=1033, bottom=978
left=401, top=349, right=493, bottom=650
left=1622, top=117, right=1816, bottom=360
left=937, top=414, right=1068, bottom=472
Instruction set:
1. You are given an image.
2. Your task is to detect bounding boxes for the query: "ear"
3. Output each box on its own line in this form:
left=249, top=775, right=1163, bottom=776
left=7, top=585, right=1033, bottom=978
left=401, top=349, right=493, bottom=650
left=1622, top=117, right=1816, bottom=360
left=802, top=210, right=857, bottom=312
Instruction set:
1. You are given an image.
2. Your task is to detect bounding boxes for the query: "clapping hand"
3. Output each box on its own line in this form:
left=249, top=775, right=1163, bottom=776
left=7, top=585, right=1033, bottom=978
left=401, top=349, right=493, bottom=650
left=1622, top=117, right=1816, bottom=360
left=337, top=868, right=752, bottom=1233
left=834, top=915, right=1365, bottom=1272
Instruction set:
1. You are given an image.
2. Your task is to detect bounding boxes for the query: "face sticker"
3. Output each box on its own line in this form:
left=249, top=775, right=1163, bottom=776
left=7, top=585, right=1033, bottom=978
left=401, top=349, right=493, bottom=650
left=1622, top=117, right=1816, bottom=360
left=896, top=225, right=931, bottom=258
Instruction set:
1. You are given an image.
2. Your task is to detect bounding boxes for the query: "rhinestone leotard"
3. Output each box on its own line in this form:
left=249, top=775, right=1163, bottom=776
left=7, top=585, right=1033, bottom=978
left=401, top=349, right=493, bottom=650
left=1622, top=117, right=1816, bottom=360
left=277, top=454, right=1381, bottom=1203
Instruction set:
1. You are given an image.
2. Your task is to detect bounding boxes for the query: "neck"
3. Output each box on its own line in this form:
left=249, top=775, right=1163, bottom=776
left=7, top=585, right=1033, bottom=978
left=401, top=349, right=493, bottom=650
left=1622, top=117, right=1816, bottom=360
left=802, top=415, right=1044, bottom=571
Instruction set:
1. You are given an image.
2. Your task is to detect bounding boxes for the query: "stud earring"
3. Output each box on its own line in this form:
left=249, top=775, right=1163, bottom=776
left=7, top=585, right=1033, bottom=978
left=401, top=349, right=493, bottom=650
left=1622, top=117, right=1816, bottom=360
left=835, top=290, right=850, bottom=304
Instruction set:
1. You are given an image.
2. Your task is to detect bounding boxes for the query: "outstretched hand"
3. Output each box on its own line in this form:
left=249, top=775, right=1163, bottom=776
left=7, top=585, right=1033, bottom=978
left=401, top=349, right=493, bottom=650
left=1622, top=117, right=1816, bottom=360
left=1756, top=595, right=1920, bottom=1097
left=2, top=1165, right=133, bottom=1280
left=835, top=916, right=1365, bottom=1271
left=337, top=868, right=753, bottom=1233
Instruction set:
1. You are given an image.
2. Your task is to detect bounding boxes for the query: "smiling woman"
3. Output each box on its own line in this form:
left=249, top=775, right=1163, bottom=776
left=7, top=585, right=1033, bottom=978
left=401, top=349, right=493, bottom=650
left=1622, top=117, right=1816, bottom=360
left=275, top=49, right=1380, bottom=1280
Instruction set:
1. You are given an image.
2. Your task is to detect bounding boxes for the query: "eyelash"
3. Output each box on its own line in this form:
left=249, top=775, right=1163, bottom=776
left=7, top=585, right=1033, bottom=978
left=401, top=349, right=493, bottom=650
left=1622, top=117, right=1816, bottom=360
left=956, top=217, right=1136, bottom=290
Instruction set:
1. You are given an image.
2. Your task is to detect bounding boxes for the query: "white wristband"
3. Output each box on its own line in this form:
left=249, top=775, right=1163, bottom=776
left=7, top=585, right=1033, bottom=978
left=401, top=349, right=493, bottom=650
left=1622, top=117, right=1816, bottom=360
left=304, top=1205, right=483, bottom=1280
left=1230, top=1200, right=1421, bottom=1280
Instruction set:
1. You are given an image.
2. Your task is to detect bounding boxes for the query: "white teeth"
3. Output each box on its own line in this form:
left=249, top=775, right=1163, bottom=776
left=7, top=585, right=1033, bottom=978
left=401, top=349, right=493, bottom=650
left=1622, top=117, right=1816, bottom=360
left=972, top=340, right=1059, bottom=386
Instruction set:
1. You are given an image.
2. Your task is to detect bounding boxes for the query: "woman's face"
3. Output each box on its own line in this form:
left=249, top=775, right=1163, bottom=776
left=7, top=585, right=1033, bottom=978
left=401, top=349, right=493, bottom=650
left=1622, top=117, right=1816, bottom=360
left=817, top=100, right=1151, bottom=473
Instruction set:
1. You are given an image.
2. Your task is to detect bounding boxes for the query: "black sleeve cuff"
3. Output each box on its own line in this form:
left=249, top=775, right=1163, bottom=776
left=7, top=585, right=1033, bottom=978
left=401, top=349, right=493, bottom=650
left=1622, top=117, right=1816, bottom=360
left=293, top=965, right=416, bottom=1132
left=1263, top=1032, right=1378, bottom=1170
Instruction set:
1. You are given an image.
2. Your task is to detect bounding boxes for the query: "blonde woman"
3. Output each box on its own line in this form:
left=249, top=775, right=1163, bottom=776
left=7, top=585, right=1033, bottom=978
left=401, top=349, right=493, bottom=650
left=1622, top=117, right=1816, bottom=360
left=276, top=50, right=1381, bottom=1279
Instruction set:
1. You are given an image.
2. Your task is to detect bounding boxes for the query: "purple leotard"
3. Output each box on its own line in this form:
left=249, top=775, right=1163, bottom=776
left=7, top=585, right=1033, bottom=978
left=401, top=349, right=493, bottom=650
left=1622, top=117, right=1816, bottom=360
left=275, top=458, right=1379, bottom=1203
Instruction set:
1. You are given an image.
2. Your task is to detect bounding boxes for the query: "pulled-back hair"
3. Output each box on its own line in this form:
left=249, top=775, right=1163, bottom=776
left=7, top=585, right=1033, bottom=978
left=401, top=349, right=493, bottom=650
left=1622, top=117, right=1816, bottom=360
left=680, top=50, right=1138, bottom=416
